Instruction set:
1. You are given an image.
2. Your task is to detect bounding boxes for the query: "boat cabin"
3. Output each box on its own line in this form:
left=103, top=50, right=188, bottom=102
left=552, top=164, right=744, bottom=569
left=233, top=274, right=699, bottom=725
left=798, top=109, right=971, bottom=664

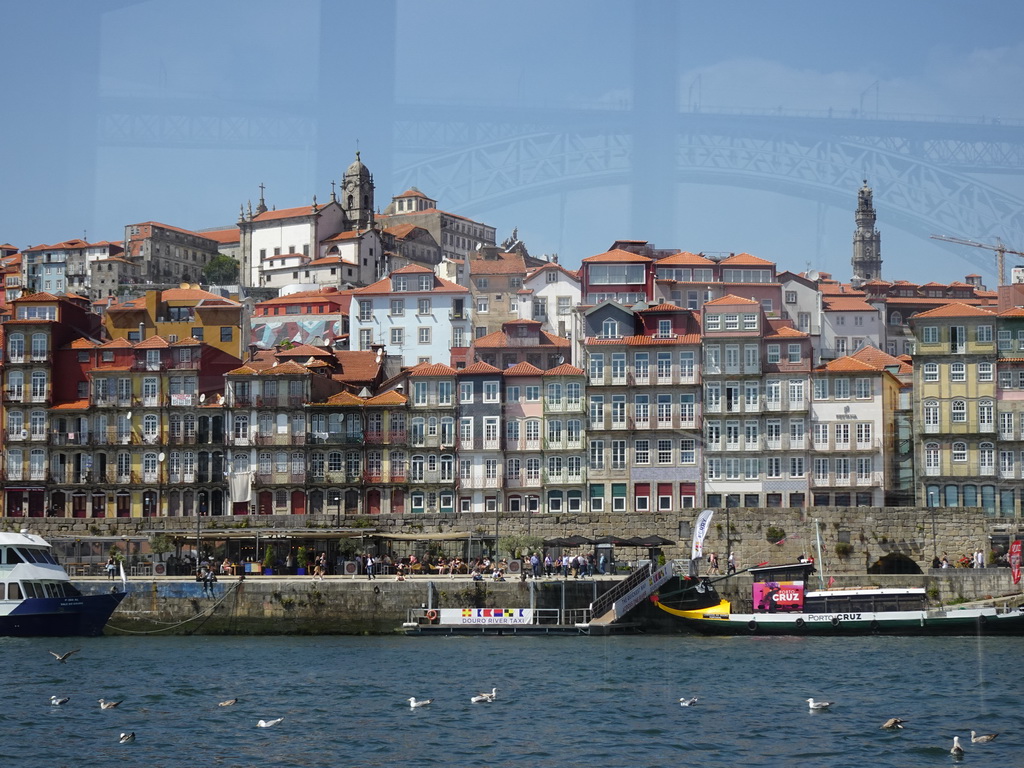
left=748, top=562, right=927, bottom=614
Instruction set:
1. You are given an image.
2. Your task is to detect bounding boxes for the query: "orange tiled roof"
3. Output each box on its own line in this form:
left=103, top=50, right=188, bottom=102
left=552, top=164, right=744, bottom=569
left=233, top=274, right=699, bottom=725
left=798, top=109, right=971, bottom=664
left=407, top=362, right=458, bottom=377
left=277, top=343, right=335, bottom=359
left=543, top=363, right=585, bottom=376
left=51, top=399, right=91, bottom=410
left=324, top=391, right=365, bottom=406
left=764, top=326, right=807, bottom=339
left=365, top=390, right=408, bottom=406
left=469, top=251, right=526, bottom=275
left=199, top=228, right=240, bottom=244
left=719, top=252, right=774, bottom=266
left=656, top=251, right=716, bottom=266
left=816, top=356, right=878, bottom=372
left=460, top=361, right=503, bottom=375
left=640, top=303, right=686, bottom=312
left=322, top=230, right=362, bottom=243
left=583, top=248, right=652, bottom=264
left=823, top=296, right=876, bottom=312
left=850, top=345, right=913, bottom=374
left=586, top=334, right=701, bottom=346
left=472, top=330, right=570, bottom=349
left=263, top=361, right=311, bottom=375
left=251, top=205, right=320, bottom=222
left=704, top=294, right=759, bottom=307
left=911, top=303, right=996, bottom=319
left=135, top=336, right=171, bottom=349
left=225, top=364, right=260, bottom=376
left=503, top=362, right=545, bottom=377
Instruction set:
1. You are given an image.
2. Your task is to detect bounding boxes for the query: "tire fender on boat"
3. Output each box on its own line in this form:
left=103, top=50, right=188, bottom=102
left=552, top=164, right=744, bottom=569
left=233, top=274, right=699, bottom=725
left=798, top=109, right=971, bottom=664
left=795, top=618, right=805, bottom=629
left=747, top=619, right=758, bottom=633
left=870, top=619, right=880, bottom=633
left=831, top=616, right=841, bottom=628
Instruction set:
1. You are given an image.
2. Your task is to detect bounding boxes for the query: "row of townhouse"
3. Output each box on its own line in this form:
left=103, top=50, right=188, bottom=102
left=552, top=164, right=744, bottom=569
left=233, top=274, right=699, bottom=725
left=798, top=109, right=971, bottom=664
left=8, top=286, right=1024, bottom=521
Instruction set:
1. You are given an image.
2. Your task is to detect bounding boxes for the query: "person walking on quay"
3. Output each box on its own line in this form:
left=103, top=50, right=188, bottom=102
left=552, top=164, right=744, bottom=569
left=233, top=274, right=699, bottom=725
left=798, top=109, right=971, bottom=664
left=727, top=551, right=736, bottom=575
left=105, top=557, right=116, bottom=581
left=366, top=554, right=376, bottom=580
left=708, top=552, right=719, bottom=575
left=531, top=553, right=541, bottom=579
left=203, top=566, right=216, bottom=596
left=544, top=553, right=552, bottom=578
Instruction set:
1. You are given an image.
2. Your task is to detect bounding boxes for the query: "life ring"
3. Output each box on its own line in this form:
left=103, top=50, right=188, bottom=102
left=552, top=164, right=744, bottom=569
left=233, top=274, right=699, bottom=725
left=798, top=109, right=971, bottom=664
left=425, top=609, right=438, bottom=621
left=795, top=618, right=805, bottom=629
left=978, top=614, right=988, bottom=626
left=870, top=619, right=880, bottom=633
left=831, top=616, right=841, bottom=628
left=373, top=585, right=380, bottom=595
left=747, top=619, right=758, bottom=633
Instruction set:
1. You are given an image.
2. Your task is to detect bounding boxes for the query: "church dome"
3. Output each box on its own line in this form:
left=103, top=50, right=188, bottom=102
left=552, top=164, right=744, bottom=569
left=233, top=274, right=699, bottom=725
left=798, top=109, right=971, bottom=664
left=345, top=151, right=371, bottom=182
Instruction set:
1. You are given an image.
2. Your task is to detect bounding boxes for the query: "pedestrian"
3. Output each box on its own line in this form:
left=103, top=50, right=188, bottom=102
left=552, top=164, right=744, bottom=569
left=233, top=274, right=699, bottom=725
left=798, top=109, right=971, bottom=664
left=975, top=549, right=985, bottom=569
left=105, top=557, right=116, bottom=581
left=203, top=567, right=216, bottom=596
left=531, top=552, right=541, bottom=579
left=598, top=553, right=607, bottom=575
left=544, top=553, right=552, bottom=578
left=365, top=554, right=375, bottom=580
left=727, top=551, right=736, bottom=574
left=708, top=552, right=719, bottom=575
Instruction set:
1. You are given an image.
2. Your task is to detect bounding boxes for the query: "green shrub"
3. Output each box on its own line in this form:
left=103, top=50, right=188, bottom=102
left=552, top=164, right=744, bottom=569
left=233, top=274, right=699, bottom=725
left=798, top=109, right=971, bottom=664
left=765, top=526, right=786, bottom=544
left=834, top=542, right=853, bottom=558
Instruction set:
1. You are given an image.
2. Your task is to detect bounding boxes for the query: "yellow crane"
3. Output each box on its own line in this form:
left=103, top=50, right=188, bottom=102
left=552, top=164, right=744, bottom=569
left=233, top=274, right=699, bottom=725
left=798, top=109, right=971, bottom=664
left=930, top=234, right=1024, bottom=287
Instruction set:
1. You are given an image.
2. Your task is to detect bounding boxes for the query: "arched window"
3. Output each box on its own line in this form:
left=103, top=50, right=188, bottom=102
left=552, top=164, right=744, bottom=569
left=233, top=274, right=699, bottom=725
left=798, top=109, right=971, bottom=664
left=889, top=311, right=902, bottom=326
left=951, top=442, right=968, bottom=462
left=924, top=443, right=940, bottom=474
left=7, top=332, right=24, bottom=361
left=951, top=400, right=967, bottom=422
left=601, top=318, right=619, bottom=338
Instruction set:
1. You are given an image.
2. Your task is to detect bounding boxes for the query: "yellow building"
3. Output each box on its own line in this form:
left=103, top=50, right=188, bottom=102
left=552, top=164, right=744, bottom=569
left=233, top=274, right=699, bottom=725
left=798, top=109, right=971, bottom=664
left=103, top=286, right=247, bottom=359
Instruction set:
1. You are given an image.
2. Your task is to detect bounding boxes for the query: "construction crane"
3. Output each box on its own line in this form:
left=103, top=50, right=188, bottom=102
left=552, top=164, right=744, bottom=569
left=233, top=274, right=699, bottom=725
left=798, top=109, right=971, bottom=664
left=930, top=234, right=1024, bottom=287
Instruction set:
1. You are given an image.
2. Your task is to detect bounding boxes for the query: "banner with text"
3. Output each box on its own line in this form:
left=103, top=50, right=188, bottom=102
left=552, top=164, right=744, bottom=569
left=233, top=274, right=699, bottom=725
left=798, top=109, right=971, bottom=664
left=440, top=608, right=534, bottom=625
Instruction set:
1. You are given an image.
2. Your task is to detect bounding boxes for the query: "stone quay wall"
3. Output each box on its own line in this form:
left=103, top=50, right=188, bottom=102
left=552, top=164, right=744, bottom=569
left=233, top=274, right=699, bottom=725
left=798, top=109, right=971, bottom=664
left=21, top=504, right=1011, bottom=575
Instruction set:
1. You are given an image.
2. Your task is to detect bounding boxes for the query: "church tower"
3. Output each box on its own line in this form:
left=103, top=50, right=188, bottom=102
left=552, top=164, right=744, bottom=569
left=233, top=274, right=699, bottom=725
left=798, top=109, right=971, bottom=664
left=341, top=151, right=374, bottom=230
left=851, top=179, right=882, bottom=286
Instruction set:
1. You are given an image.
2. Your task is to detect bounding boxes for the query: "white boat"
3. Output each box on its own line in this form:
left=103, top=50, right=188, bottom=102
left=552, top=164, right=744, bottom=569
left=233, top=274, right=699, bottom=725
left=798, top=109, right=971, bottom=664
left=0, top=529, right=125, bottom=636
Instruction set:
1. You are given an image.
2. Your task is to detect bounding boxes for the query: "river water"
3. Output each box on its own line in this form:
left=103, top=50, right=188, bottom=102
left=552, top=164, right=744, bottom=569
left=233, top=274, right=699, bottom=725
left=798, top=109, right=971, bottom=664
left=4, top=633, right=1019, bottom=767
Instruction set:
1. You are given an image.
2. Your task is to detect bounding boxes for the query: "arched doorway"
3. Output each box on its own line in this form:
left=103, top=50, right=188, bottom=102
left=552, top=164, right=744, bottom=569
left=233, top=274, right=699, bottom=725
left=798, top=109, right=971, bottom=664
left=867, top=553, right=923, bottom=575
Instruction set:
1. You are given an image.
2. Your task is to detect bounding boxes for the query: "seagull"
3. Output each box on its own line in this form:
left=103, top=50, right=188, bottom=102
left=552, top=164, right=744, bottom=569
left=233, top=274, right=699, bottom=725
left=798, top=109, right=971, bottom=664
left=951, top=736, right=964, bottom=757
left=971, top=730, right=998, bottom=743
left=471, top=687, right=497, bottom=703
left=679, top=697, right=699, bottom=707
left=806, top=698, right=833, bottom=710
left=408, top=697, right=433, bottom=709
left=256, top=718, right=284, bottom=728
left=49, top=650, right=80, bottom=663
left=118, top=732, right=135, bottom=744
left=880, top=718, right=906, bottom=730
left=50, top=696, right=69, bottom=706
left=218, top=698, right=238, bottom=707
left=98, top=699, right=123, bottom=710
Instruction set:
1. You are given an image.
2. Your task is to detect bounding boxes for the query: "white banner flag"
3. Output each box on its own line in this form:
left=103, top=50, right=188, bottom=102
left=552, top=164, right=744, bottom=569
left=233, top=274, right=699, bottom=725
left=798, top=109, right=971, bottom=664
left=691, top=509, right=715, bottom=561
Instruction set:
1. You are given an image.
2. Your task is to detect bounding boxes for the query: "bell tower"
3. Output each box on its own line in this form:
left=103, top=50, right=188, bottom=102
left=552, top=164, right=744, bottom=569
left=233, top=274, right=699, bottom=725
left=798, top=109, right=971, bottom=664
left=341, top=151, right=374, bottom=230
left=851, top=179, right=882, bottom=286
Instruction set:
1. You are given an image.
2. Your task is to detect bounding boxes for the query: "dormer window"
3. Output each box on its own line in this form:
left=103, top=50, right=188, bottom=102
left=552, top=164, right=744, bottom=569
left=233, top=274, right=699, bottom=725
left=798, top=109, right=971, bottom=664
left=601, top=319, right=620, bottom=338
left=392, top=276, right=407, bottom=292
left=517, top=325, right=529, bottom=337
left=419, top=275, right=432, bottom=291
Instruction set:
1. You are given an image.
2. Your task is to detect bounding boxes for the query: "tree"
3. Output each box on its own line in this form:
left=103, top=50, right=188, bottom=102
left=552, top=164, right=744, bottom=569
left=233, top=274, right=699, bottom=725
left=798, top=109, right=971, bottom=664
left=202, top=254, right=239, bottom=285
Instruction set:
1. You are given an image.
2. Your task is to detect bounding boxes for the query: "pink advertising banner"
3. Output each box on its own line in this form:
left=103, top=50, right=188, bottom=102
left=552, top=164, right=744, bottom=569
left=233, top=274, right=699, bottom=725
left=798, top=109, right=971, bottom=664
left=752, top=581, right=805, bottom=613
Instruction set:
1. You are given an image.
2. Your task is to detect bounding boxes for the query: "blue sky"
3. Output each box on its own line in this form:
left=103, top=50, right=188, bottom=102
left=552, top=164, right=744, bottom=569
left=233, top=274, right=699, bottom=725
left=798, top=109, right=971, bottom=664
left=2, top=1, right=1024, bottom=286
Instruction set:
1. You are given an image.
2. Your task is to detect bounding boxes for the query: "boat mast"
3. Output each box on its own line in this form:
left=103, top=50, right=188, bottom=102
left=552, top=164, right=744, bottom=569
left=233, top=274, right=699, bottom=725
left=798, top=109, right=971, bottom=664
left=815, top=519, right=825, bottom=589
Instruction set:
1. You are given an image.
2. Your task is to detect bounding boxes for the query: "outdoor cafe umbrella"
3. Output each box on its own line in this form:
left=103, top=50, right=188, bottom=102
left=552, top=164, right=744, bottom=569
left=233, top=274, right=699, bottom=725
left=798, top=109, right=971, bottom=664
left=561, top=535, right=594, bottom=547
left=633, top=535, right=676, bottom=547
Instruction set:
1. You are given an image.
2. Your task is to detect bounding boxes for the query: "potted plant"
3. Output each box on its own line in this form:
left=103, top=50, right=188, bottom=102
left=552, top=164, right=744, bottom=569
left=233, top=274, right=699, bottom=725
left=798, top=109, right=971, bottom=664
left=262, top=545, right=274, bottom=575
left=296, top=546, right=309, bottom=576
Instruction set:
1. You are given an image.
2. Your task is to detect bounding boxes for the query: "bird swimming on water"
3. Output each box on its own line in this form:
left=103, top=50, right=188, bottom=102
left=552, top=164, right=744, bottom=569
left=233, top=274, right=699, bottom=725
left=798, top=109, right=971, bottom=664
left=471, top=688, right=497, bottom=703
left=951, top=736, right=964, bottom=756
left=218, top=698, right=238, bottom=707
left=679, top=697, right=698, bottom=707
left=971, top=730, right=998, bottom=743
left=49, top=650, right=80, bottom=663
left=98, top=699, right=122, bottom=709
left=118, top=732, right=135, bottom=744
left=257, top=718, right=284, bottom=728
left=806, top=698, right=833, bottom=710
left=50, top=696, right=69, bottom=706
left=408, top=697, right=433, bottom=708
left=880, top=718, right=906, bottom=730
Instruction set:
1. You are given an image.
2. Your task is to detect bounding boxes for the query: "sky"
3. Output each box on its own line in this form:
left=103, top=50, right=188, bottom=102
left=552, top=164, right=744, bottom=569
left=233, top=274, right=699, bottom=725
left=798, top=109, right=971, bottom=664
left=2, top=0, right=1024, bottom=287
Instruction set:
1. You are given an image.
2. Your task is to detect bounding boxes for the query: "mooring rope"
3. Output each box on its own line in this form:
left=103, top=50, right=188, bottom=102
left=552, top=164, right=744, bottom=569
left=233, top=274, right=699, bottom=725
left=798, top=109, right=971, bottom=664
left=104, top=579, right=243, bottom=635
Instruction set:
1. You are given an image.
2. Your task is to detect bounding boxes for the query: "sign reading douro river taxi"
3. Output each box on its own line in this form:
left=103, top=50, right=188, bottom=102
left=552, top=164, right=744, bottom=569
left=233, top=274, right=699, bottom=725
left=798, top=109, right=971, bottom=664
left=440, top=608, right=534, bottom=625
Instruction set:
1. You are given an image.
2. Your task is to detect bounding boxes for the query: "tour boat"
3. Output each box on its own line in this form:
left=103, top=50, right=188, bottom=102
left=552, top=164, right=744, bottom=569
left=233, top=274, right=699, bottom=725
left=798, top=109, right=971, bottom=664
left=653, top=561, right=1024, bottom=636
left=0, top=529, right=125, bottom=636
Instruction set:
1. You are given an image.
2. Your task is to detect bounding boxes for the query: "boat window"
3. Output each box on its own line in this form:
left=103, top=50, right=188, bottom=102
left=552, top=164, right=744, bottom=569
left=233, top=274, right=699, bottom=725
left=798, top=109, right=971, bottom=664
left=36, top=550, right=57, bottom=565
left=850, top=597, right=874, bottom=612
left=803, top=597, right=826, bottom=613
left=20, top=581, right=37, bottom=599
left=0, top=583, right=5, bottom=599
left=4, top=548, right=24, bottom=564
left=874, top=598, right=899, bottom=612
left=899, top=594, right=926, bottom=610
left=62, top=582, right=81, bottom=597
left=17, top=548, right=40, bottom=564
left=7, top=583, right=20, bottom=600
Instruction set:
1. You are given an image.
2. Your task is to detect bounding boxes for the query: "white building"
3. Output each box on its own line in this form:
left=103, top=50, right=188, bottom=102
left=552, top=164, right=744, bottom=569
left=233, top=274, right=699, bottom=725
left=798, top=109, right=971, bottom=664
left=516, top=261, right=580, bottom=340
left=350, top=265, right=470, bottom=367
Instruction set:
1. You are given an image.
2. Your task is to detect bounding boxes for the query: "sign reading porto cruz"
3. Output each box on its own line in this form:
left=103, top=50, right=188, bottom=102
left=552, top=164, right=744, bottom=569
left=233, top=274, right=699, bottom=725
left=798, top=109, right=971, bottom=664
left=752, top=581, right=805, bottom=612
left=440, top=608, right=533, bottom=625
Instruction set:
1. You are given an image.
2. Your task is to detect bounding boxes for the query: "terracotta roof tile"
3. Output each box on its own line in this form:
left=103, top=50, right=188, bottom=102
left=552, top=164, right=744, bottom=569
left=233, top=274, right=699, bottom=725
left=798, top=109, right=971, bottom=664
left=816, top=356, right=877, bottom=372
left=323, top=391, right=365, bottom=406
left=719, top=252, right=774, bottom=266
left=823, top=296, right=876, bottom=312
left=503, top=362, right=545, bottom=377
left=407, top=362, right=458, bottom=377
left=582, top=248, right=652, bottom=263
left=586, top=334, right=701, bottom=346
left=51, top=399, right=90, bottom=410
left=459, top=361, right=503, bottom=375
left=640, top=303, right=686, bottom=312
left=912, top=303, right=996, bottom=319
left=655, top=251, right=716, bottom=266
left=704, top=294, right=759, bottom=307
left=543, top=363, right=585, bottom=376
left=365, top=390, right=408, bottom=406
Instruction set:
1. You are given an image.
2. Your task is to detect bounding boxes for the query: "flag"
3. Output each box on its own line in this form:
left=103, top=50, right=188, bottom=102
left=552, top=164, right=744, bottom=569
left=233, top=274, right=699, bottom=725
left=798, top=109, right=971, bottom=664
left=1010, top=541, right=1022, bottom=585
left=119, top=561, right=127, bottom=590
left=827, top=576, right=835, bottom=588
left=691, top=509, right=715, bottom=562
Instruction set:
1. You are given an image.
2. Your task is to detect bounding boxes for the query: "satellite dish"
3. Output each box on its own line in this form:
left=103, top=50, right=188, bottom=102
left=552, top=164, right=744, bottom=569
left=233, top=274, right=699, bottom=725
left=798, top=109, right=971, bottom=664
left=199, top=393, right=206, bottom=403
left=806, top=269, right=820, bottom=281
left=158, top=452, right=166, bottom=462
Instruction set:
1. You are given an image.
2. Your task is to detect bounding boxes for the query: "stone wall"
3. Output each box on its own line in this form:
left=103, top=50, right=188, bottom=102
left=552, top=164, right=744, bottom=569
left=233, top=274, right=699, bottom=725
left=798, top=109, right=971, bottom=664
left=14, top=504, right=1009, bottom=575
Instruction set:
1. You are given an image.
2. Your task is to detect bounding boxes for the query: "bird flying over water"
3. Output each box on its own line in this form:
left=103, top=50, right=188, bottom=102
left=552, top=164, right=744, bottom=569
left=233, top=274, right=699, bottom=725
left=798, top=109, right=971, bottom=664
left=880, top=718, right=906, bottom=730
left=971, top=730, right=998, bottom=743
left=98, top=699, right=122, bottom=709
left=50, top=696, right=69, bottom=706
left=408, top=697, right=432, bottom=708
left=951, top=736, right=964, bottom=756
left=118, top=732, right=135, bottom=744
left=257, top=718, right=283, bottom=728
left=679, top=697, right=698, bottom=707
left=806, top=698, right=833, bottom=710
left=471, top=688, right=497, bottom=703
left=49, top=650, right=80, bottom=663
left=218, top=698, right=238, bottom=707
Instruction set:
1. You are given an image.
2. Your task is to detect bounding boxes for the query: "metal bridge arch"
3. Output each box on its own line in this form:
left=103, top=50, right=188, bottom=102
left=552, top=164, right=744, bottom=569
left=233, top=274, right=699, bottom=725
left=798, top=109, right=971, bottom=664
left=394, top=128, right=1024, bottom=276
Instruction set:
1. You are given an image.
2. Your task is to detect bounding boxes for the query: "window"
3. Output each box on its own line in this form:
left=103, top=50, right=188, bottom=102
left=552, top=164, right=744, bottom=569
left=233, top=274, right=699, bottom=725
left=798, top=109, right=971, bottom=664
left=978, top=362, right=993, bottom=381
left=951, top=400, right=967, bottom=422
left=657, top=439, right=673, bottom=464
left=483, top=381, right=499, bottom=402
left=766, top=344, right=780, bottom=364
left=634, top=439, right=649, bottom=464
left=390, top=299, right=404, bottom=316
left=418, top=298, right=431, bottom=315
left=525, top=386, right=540, bottom=401
left=922, top=326, right=939, bottom=344
left=950, top=362, right=966, bottom=382
left=785, top=290, right=797, bottom=303
left=220, top=327, right=233, bottom=343
left=952, top=442, right=967, bottom=462
left=418, top=327, right=431, bottom=344
left=833, top=378, right=850, bottom=399
left=589, top=440, right=604, bottom=470
left=390, top=328, right=404, bottom=345
left=977, top=325, right=993, bottom=342
left=704, top=314, right=721, bottom=331
left=855, top=378, right=871, bottom=399
left=787, top=344, right=801, bottom=363
left=923, top=363, right=939, bottom=382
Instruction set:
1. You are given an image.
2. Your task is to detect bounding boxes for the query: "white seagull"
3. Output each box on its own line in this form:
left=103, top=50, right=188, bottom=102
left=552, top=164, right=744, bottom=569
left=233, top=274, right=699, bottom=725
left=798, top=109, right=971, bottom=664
left=806, top=698, right=833, bottom=710
left=218, top=698, right=238, bottom=707
left=257, top=718, right=284, bottom=728
left=118, top=732, right=135, bottom=744
left=971, top=730, right=998, bottom=743
left=679, top=697, right=699, bottom=707
left=408, top=697, right=433, bottom=709
left=951, top=736, right=964, bottom=757
left=98, top=699, right=123, bottom=710
left=49, top=649, right=80, bottom=664
left=471, top=687, right=497, bottom=703
left=50, top=696, right=70, bottom=706
left=880, top=718, right=906, bottom=730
